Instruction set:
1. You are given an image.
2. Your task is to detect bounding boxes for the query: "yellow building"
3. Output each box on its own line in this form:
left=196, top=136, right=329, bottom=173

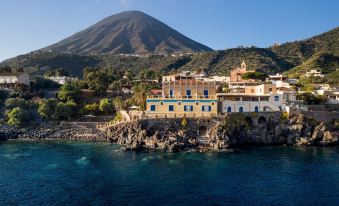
left=146, top=76, right=218, bottom=118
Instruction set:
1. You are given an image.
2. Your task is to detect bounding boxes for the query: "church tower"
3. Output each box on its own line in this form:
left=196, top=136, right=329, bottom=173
left=241, top=60, right=246, bottom=70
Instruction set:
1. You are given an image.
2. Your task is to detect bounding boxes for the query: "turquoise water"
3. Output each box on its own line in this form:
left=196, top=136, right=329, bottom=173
left=1, top=141, right=339, bottom=205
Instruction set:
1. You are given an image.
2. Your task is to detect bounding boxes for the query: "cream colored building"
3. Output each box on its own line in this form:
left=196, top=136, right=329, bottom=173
left=0, top=73, right=30, bottom=89
left=218, top=84, right=296, bottom=113
left=146, top=76, right=218, bottom=118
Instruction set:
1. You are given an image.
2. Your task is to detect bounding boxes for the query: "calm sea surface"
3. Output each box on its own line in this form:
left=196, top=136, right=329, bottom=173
left=1, top=140, right=339, bottom=205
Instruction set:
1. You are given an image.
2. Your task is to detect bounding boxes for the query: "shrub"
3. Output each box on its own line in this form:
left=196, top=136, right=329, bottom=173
left=6, top=107, right=29, bottom=128
left=54, top=102, right=72, bottom=121
left=280, top=112, right=289, bottom=120
left=37, top=98, right=58, bottom=120
left=83, top=103, right=100, bottom=115
left=181, top=116, right=187, bottom=127
left=99, top=98, right=114, bottom=114
left=57, top=83, right=80, bottom=102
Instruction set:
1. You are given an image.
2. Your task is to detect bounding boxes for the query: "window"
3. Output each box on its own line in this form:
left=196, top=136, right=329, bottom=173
left=212, top=102, right=214, bottom=106
left=239, top=107, right=244, bottom=112
left=168, top=105, right=174, bottom=111
left=204, top=89, right=209, bottom=97
left=169, top=89, right=173, bottom=97
left=255, top=106, right=259, bottom=112
left=150, top=105, right=156, bottom=111
left=184, top=105, right=193, bottom=112
left=178, top=101, right=181, bottom=105
left=251, top=89, right=254, bottom=93
left=269, top=88, right=273, bottom=92
left=160, top=102, right=163, bottom=105
left=196, top=102, right=199, bottom=105
left=186, top=89, right=192, bottom=98
left=202, top=105, right=211, bottom=112
left=274, top=96, right=279, bottom=101
left=227, top=106, right=232, bottom=113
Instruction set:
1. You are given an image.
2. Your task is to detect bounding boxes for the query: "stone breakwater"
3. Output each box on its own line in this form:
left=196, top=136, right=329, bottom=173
left=105, top=112, right=338, bottom=152
left=0, top=126, right=106, bottom=141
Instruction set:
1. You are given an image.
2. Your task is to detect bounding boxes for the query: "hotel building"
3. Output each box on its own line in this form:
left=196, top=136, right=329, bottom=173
left=146, top=75, right=218, bottom=118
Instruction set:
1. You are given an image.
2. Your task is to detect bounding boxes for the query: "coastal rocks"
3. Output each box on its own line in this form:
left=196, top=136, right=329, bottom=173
left=0, top=125, right=106, bottom=141
left=105, top=112, right=338, bottom=152
left=108, top=119, right=215, bottom=152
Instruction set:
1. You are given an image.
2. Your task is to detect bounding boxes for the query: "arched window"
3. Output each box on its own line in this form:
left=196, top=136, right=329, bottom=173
left=239, top=107, right=243, bottom=112
left=255, top=106, right=259, bottom=112
left=227, top=106, right=232, bottom=113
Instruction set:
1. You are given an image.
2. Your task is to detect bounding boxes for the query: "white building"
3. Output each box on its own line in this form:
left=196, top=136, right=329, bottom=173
left=200, top=76, right=230, bottom=84
left=305, top=70, right=324, bottom=78
left=0, top=73, right=30, bottom=89
left=218, top=84, right=296, bottom=113
left=327, top=91, right=339, bottom=104
left=46, top=76, right=78, bottom=85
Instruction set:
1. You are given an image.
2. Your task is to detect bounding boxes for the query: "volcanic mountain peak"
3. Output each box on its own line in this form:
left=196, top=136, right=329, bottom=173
left=42, top=10, right=213, bottom=55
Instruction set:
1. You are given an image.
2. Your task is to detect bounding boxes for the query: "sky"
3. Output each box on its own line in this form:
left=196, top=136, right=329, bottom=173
left=0, top=0, right=338, bottom=61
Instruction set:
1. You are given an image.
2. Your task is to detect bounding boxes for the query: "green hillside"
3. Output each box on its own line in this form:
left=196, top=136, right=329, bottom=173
left=1, top=27, right=338, bottom=85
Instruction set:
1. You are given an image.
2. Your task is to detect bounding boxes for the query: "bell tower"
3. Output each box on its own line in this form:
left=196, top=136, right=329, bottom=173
left=241, top=60, right=246, bottom=70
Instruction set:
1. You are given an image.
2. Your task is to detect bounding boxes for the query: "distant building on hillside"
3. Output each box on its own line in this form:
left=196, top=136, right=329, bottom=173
left=46, top=76, right=78, bottom=85
left=305, top=70, right=324, bottom=78
left=0, top=73, right=30, bottom=89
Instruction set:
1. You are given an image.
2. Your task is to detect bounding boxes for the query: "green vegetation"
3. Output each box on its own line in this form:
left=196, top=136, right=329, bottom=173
left=6, top=107, right=29, bottom=127
left=57, top=83, right=80, bottom=102
left=83, top=103, right=100, bottom=115
left=181, top=116, right=187, bottom=127
left=37, top=98, right=58, bottom=120
left=44, top=68, right=69, bottom=77
left=242, top=71, right=267, bottom=81
left=299, top=93, right=327, bottom=105
left=99, top=98, right=114, bottom=115
left=4, top=98, right=37, bottom=127
left=131, top=84, right=147, bottom=110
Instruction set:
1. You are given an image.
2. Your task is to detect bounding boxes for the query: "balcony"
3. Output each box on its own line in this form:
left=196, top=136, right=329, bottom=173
left=147, top=95, right=217, bottom=100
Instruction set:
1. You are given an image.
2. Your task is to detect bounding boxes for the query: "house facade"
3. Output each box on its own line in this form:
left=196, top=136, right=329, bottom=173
left=0, top=73, right=30, bottom=89
left=218, top=84, right=296, bottom=113
left=146, top=75, right=218, bottom=118
left=46, top=76, right=78, bottom=85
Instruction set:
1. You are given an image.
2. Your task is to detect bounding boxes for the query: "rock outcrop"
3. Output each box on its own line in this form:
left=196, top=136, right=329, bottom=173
left=0, top=125, right=106, bottom=141
left=105, top=113, right=338, bottom=152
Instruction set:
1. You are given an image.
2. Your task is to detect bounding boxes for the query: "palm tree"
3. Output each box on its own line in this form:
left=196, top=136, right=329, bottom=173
left=132, top=84, right=147, bottom=111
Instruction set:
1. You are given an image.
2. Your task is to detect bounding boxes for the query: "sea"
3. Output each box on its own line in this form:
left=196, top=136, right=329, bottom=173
left=1, top=140, right=339, bottom=205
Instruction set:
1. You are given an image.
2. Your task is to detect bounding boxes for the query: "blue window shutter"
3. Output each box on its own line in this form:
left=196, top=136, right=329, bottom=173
left=209, top=106, right=211, bottom=111
left=191, top=106, right=193, bottom=111
left=184, top=106, right=186, bottom=111
left=202, top=106, right=205, bottom=111
left=150, top=105, right=156, bottom=111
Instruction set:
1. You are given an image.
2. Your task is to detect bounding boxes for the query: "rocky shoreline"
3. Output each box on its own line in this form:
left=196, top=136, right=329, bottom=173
left=0, top=125, right=106, bottom=142
left=105, top=112, right=339, bottom=152
left=1, top=112, right=338, bottom=153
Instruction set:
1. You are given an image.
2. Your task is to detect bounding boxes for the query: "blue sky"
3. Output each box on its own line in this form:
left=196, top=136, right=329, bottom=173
left=0, top=0, right=338, bottom=61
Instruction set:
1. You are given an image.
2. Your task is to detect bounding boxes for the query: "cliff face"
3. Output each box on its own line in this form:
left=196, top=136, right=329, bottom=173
left=106, top=113, right=338, bottom=152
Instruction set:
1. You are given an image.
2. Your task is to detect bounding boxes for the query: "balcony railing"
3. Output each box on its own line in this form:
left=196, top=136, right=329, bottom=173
left=147, top=95, right=217, bottom=100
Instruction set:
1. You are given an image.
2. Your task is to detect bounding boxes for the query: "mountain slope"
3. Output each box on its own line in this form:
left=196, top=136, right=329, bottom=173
left=271, top=27, right=339, bottom=68
left=41, top=11, right=212, bottom=55
left=1, top=25, right=338, bottom=83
